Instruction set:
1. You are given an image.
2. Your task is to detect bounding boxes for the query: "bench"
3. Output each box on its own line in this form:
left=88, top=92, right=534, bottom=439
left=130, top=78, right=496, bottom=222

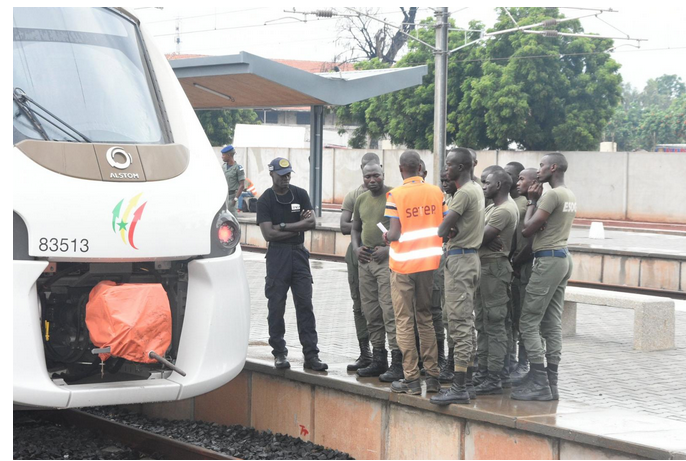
left=562, top=286, right=675, bottom=351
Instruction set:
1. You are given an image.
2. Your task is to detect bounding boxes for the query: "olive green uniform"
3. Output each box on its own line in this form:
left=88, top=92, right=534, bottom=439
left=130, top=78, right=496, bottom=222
left=224, top=162, right=245, bottom=216
left=520, top=187, right=576, bottom=366
left=510, top=195, right=530, bottom=360
left=444, top=181, right=485, bottom=371
left=475, top=200, right=518, bottom=374
left=343, top=186, right=370, bottom=343
left=354, top=187, right=397, bottom=351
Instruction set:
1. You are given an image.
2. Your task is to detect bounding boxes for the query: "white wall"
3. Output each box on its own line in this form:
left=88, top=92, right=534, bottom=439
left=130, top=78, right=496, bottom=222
left=213, top=147, right=686, bottom=223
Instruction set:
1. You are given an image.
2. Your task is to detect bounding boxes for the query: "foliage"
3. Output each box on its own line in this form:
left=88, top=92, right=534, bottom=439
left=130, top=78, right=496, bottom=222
left=195, top=109, right=260, bottom=146
left=336, top=7, right=624, bottom=151
left=606, top=75, right=686, bottom=150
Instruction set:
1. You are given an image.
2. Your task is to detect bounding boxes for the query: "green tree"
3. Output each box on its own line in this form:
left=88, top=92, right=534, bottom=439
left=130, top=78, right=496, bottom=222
left=195, top=109, right=260, bottom=146
left=336, top=16, right=483, bottom=149
left=606, top=75, right=686, bottom=150
left=337, top=8, right=622, bottom=151
left=458, top=7, right=622, bottom=150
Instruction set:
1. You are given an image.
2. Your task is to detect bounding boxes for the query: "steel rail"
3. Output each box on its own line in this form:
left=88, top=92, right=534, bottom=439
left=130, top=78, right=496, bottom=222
left=242, top=245, right=686, bottom=300
left=38, top=410, right=238, bottom=460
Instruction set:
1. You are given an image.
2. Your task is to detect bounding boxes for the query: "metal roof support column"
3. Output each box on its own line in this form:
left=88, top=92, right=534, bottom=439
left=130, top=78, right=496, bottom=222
left=309, top=105, right=324, bottom=217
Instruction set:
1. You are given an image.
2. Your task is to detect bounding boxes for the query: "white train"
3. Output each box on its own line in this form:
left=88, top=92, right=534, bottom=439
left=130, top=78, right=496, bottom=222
left=13, top=7, right=250, bottom=408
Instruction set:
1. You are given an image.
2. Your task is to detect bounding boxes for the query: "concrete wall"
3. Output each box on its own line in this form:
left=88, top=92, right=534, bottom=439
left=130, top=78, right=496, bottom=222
left=239, top=219, right=685, bottom=293
left=141, top=366, right=669, bottom=460
left=215, top=147, right=686, bottom=223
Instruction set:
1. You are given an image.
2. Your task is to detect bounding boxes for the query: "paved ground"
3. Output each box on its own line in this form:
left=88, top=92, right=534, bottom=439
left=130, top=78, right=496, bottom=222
left=243, top=251, right=686, bottom=423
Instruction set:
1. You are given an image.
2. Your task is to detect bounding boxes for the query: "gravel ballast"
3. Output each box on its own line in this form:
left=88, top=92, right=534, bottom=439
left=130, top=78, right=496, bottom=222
left=15, top=407, right=354, bottom=460
left=13, top=411, right=160, bottom=460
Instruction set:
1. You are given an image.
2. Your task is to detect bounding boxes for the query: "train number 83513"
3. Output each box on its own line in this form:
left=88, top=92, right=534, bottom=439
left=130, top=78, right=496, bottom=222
left=38, top=238, right=90, bottom=253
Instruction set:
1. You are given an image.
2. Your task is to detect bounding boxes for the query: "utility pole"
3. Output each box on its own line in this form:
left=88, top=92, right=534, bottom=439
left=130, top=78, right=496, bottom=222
left=433, top=7, right=449, bottom=180
left=174, top=18, right=182, bottom=55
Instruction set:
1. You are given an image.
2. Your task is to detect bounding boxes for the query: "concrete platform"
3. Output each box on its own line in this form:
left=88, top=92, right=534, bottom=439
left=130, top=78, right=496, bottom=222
left=140, top=251, right=686, bottom=459
left=240, top=251, right=686, bottom=424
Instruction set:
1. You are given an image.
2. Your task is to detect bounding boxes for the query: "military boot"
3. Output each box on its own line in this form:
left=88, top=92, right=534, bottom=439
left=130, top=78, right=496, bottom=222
left=357, top=348, right=388, bottom=377
left=511, top=366, right=553, bottom=401
left=430, top=372, right=470, bottom=405
left=510, top=361, right=530, bottom=385
left=438, top=349, right=454, bottom=383
left=465, top=366, right=477, bottom=399
left=437, top=340, right=446, bottom=371
left=500, top=366, right=512, bottom=389
left=547, top=367, right=559, bottom=400
left=472, top=366, right=489, bottom=387
left=347, top=340, right=372, bottom=371
left=474, top=371, right=503, bottom=395
left=379, top=350, right=404, bottom=382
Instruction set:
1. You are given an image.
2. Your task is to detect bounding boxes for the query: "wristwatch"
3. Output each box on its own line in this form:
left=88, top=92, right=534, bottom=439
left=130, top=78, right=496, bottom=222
left=527, top=199, right=537, bottom=207
left=279, top=222, right=287, bottom=231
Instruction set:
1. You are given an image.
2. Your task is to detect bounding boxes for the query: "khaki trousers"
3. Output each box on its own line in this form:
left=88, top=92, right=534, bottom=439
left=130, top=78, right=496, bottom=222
left=520, top=254, right=573, bottom=365
left=359, top=258, right=397, bottom=350
left=390, top=269, right=439, bottom=380
left=345, top=244, right=369, bottom=342
left=444, top=253, right=480, bottom=371
left=474, top=257, right=512, bottom=373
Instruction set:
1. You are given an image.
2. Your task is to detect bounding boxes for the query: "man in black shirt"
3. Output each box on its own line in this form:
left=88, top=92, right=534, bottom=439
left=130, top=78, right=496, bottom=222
left=256, top=157, right=327, bottom=371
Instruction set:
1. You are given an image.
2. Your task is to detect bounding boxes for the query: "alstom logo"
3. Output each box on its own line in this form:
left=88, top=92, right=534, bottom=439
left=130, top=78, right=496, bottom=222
left=112, top=193, right=148, bottom=250
left=106, top=146, right=133, bottom=169
left=110, top=172, right=140, bottom=179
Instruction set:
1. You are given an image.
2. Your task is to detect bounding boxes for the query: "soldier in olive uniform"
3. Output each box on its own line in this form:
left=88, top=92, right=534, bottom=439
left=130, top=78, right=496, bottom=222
left=437, top=170, right=457, bottom=382
left=512, top=153, right=576, bottom=401
left=340, top=153, right=380, bottom=371
left=431, top=148, right=485, bottom=406
left=221, top=145, right=245, bottom=217
left=509, top=168, right=538, bottom=383
left=473, top=168, right=519, bottom=395
left=503, top=162, right=526, bottom=371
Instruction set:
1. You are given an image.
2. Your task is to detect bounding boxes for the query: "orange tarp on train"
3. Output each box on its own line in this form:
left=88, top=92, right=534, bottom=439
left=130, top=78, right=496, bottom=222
left=86, top=281, right=172, bottom=363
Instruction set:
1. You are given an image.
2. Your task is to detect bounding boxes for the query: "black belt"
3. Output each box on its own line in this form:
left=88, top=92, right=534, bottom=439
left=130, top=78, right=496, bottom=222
left=229, top=190, right=237, bottom=195
left=269, top=242, right=305, bottom=250
left=534, top=248, right=568, bottom=258
left=446, top=248, right=477, bottom=256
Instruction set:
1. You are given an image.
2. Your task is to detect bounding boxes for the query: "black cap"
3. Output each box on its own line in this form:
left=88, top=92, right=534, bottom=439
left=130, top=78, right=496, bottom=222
left=268, top=157, right=294, bottom=176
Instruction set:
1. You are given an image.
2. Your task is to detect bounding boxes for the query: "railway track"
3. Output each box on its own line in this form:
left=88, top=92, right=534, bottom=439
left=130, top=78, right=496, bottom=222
left=242, top=245, right=686, bottom=300
left=37, top=410, right=237, bottom=460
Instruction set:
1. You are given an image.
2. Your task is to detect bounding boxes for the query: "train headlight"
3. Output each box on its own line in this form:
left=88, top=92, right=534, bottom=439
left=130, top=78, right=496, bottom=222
left=209, top=209, right=241, bottom=256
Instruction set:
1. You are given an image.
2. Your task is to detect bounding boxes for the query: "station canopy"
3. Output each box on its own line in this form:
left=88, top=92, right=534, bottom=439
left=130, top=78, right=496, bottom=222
left=169, top=51, right=428, bottom=109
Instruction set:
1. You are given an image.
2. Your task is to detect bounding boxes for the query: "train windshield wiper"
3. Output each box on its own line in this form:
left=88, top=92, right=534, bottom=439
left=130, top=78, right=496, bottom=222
left=13, top=88, right=92, bottom=143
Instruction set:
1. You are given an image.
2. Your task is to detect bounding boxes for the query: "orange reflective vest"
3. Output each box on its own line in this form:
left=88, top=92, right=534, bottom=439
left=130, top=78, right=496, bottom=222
left=385, top=176, right=447, bottom=274
left=245, top=178, right=257, bottom=196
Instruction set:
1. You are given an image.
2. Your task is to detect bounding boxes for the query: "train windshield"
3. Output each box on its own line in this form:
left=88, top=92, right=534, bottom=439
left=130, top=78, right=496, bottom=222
left=13, top=8, right=167, bottom=145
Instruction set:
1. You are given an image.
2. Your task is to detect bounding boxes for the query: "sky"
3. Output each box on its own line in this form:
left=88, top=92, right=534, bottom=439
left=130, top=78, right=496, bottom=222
left=132, top=4, right=686, bottom=91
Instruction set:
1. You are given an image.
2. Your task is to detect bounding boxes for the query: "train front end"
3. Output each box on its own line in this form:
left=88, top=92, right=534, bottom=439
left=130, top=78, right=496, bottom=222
left=13, top=7, right=250, bottom=408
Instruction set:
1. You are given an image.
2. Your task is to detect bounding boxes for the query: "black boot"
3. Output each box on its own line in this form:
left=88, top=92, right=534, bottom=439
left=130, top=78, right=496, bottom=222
left=474, top=371, right=503, bottom=395
left=465, top=366, right=476, bottom=399
left=357, top=348, right=388, bottom=377
left=501, top=355, right=512, bottom=388
left=439, top=349, right=454, bottom=383
left=430, top=371, right=470, bottom=405
left=510, top=361, right=530, bottom=385
left=379, top=350, right=404, bottom=382
left=304, top=355, right=328, bottom=371
left=547, top=367, right=559, bottom=400
left=347, top=340, right=372, bottom=371
left=500, top=366, right=512, bottom=389
left=511, top=366, right=553, bottom=401
left=274, top=353, right=290, bottom=369
left=437, top=340, right=446, bottom=370
left=472, top=366, right=488, bottom=387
